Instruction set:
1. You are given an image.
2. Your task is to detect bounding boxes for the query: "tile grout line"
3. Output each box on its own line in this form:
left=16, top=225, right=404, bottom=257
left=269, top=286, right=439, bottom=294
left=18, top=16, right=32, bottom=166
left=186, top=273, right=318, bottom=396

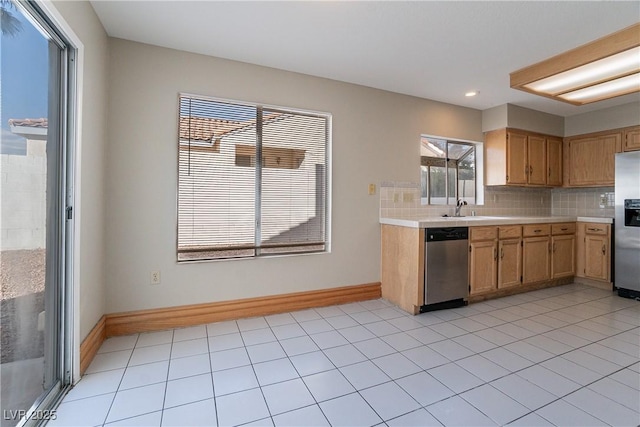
left=72, top=285, right=637, bottom=427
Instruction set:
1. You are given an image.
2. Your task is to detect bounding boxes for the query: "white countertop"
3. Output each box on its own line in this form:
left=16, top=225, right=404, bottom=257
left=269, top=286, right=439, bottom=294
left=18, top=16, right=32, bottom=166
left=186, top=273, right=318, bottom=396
left=380, top=215, right=613, bottom=228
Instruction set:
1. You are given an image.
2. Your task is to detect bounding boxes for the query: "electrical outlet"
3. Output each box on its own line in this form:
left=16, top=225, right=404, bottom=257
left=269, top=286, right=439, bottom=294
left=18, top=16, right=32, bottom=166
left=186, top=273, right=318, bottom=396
left=599, top=194, right=607, bottom=208
left=368, top=183, right=376, bottom=195
left=151, top=271, right=161, bottom=285
left=403, top=192, right=414, bottom=203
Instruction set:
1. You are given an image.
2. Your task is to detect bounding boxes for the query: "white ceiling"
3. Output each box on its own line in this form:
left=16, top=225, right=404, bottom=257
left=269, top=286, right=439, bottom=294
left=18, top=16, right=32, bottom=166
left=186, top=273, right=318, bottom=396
left=90, top=1, right=640, bottom=118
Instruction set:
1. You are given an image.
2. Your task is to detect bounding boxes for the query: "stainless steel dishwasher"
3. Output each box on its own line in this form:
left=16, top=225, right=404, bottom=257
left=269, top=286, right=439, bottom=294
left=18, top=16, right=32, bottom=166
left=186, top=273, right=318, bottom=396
left=422, top=227, right=469, bottom=312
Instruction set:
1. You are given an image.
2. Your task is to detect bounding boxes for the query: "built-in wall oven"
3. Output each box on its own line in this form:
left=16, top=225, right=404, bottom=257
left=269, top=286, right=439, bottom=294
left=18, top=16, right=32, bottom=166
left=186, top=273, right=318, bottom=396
left=615, top=151, right=640, bottom=299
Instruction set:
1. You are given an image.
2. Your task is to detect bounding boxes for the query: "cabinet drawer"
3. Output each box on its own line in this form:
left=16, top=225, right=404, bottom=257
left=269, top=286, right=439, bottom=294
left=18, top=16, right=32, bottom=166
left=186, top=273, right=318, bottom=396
left=523, top=224, right=550, bottom=237
left=470, top=226, right=497, bottom=242
left=499, top=225, right=522, bottom=239
left=584, top=223, right=608, bottom=235
left=552, top=223, right=576, bottom=235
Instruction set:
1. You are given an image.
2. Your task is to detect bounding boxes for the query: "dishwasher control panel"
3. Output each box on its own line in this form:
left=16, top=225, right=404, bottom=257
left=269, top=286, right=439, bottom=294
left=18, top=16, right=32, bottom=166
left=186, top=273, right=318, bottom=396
left=426, top=227, right=469, bottom=242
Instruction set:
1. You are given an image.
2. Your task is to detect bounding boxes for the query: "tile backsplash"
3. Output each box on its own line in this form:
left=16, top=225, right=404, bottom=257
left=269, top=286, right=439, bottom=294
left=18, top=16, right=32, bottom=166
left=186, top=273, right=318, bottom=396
left=550, top=187, right=615, bottom=218
left=380, top=182, right=615, bottom=219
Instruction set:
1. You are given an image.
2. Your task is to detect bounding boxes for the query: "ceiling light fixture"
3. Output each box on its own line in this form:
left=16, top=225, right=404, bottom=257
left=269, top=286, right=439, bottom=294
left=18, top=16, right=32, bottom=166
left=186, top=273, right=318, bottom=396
left=510, top=23, right=640, bottom=105
left=465, top=91, right=478, bottom=97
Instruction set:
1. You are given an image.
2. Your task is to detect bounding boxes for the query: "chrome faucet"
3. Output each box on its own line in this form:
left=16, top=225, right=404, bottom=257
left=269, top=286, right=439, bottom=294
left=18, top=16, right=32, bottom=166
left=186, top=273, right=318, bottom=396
left=454, top=198, right=467, bottom=217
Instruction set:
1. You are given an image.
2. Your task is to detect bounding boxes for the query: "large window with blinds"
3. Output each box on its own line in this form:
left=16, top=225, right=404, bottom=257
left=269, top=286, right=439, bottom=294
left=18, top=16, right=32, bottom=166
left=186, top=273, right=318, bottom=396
left=178, top=95, right=330, bottom=261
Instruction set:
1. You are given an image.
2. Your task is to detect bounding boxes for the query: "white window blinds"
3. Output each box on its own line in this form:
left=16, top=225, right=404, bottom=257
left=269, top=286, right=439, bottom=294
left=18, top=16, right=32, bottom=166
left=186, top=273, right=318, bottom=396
left=178, top=95, right=329, bottom=261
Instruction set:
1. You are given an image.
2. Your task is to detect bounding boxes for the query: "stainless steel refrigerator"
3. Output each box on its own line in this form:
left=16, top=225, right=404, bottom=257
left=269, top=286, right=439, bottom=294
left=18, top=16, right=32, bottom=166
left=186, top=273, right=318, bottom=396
left=615, top=151, right=640, bottom=299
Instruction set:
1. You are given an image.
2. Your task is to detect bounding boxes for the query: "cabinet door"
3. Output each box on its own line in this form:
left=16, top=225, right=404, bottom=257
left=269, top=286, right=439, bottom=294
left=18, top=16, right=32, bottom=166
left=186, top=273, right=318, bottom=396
left=527, top=135, right=547, bottom=185
left=551, top=235, right=575, bottom=278
left=498, top=238, right=522, bottom=289
left=522, top=237, right=550, bottom=283
left=547, top=137, right=563, bottom=186
left=568, top=133, right=620, bottom=186
left=470, top=241, right=497, bottom=294
left=624, top=127, right=640, bottom=152
left=506, top=132, right=528, bottom=185
left=585, top=235, right=609, bottom=281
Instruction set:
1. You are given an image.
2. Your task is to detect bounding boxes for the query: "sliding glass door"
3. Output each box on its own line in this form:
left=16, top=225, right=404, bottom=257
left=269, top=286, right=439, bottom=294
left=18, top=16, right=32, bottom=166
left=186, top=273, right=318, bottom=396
left=1, top=1, right=74, bottom=425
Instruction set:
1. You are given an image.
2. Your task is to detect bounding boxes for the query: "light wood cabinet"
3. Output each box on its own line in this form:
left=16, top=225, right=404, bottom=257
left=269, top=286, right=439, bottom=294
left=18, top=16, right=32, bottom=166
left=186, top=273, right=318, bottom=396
left=470, top=240, right=498, bottom=295
left=576, top=222, right=611, bottom=283
left=498, top=238, right=522, bottom=289
left=624, top=126, right=640, bottom=152
left=381, top=225, right=424, bottom=314
left=549, top=222, right=576, bottom=279
left=527, top=135, right=547, bottom=185
left=547, top=137, right=563, bottom=186
left=485, top=128, right=561, bottom=187
left=470, top=225, right=522, bottom=294
left=585, top=234, right=609, bottom=281
left=522, top=223, right=551, bottom=284
left=469, top=227, right=498, bottom=295
left=565, top=131, right=621, bottom=186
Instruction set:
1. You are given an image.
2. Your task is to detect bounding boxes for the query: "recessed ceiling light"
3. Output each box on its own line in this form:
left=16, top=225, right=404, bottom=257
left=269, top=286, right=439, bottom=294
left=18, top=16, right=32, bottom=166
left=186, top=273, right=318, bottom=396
left=465, top=91, right=478, bottom=97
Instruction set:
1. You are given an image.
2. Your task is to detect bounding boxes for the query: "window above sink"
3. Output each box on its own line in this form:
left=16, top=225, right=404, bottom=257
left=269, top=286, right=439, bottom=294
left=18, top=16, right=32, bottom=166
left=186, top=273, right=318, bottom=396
left=420, top=135, right=484, bottom=206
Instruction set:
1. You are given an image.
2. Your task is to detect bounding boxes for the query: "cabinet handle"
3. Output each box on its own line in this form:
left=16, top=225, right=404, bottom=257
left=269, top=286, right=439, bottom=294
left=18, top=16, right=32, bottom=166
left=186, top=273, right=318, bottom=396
left=500, top=247, right=504, bottom=259
left=548, top=168, right=551, bottom=177
left=602, top=245, right=606, bottom=255
left=494, top=247, right=497, bottom=260
left=534, top=229, right=542, bottom=233
left=587, top=227, right=603, bottom=232
left=548, top=242, right=551, bottom=253
left=553, top=242, right=556, bottom=253
left=561, top=228, right=568, bottom=231
left=530, top=165, right=533, bottom=175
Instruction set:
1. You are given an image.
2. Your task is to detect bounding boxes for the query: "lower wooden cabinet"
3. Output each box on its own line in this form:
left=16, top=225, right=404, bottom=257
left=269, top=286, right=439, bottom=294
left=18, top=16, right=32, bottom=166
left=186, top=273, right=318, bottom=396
left=470, top=225, right=522, bottom=295
left=498, top=238, right=522, bottom=289
left=523, top=236, right=550, bottom=283
left=469, top=240, right=497, bottom=294
left=576, top=222, right=611, bottom=283
left=551, top=223, right=576, bottom=279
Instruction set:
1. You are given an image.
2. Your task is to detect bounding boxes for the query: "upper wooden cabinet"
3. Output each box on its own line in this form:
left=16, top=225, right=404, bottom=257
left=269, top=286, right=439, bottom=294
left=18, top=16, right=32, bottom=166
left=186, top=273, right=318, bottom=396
left=623, top=126, right=640, bottom=152
left=485, top=128, right=561, bottom=187
left=547, top=137, right=563, bottom=186
left=564, top=131, right=622, bottom=187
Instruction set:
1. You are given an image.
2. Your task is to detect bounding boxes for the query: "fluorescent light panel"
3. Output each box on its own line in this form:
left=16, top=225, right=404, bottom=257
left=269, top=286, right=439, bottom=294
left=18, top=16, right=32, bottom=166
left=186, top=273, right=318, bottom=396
left=559, top=72, right=640, bottom=103
left=510, top=23, right=640, bottom=105
left=524, top=47, right=640, bottom=95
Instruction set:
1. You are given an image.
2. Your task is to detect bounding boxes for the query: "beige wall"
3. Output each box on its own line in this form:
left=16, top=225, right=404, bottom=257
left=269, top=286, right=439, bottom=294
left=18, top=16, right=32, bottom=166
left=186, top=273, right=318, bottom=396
left=51, top=1, right=109, bottom=340
left=482, top=104, right=564, bottom=136
left=564, top=102, right=640, bottom=136
left=104, top=38, right=482, bottom=313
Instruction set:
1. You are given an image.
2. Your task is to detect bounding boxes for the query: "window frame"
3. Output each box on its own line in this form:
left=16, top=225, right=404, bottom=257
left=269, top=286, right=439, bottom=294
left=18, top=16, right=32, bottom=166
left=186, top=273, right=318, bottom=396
left=176, top=93, right=332, bottom=262
left=420, top=135, right=479, bottom=205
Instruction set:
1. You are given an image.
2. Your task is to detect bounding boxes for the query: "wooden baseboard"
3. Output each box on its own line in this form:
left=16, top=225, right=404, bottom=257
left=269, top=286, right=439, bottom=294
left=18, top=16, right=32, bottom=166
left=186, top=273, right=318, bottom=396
left=79, top=315, right=106, bottom=375
left=574, top=277, right=614, bottom=291
left=468, top=276, right=574, bottom=303
left=105, top=282, right=381, bottom=337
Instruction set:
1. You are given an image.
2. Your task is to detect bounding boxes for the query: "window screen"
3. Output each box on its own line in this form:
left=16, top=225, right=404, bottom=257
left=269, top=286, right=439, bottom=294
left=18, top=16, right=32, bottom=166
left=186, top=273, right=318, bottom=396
left=420, top=136, right=476, bottom=205
left=178, top=95, right=329, bottom=261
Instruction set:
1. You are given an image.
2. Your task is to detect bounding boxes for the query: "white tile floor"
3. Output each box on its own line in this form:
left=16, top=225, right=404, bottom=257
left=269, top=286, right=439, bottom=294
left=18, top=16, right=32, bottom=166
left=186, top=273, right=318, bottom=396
left=50, top=284, right=640, bottom=427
